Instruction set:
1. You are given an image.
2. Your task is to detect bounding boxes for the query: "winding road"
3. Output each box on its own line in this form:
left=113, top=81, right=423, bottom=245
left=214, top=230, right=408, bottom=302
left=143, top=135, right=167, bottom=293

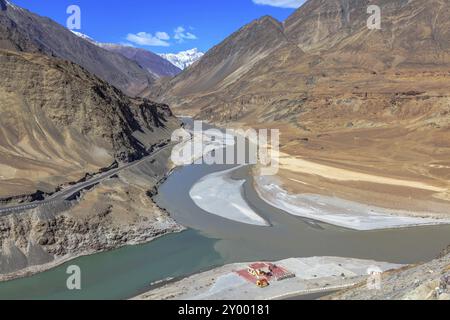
left=0, top=143, right=174, bottom=217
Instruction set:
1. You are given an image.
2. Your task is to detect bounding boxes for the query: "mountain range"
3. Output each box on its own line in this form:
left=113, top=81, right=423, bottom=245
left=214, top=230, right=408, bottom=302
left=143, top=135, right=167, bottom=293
left=153, top=0, right=450, bottom=120
left=70, top=32, right=182, bottom=79
left=0, top=0, right=185, bottom=279
left=0, top=0, right=450, bottom=296
left=70, top=32, right=204, bottom=76
left=152, top=0, right=450, bottom=214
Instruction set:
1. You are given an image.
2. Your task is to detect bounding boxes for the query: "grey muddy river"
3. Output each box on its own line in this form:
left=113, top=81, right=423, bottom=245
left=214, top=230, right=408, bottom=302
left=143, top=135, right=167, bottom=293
left=0, top=119, right=449, bottom=299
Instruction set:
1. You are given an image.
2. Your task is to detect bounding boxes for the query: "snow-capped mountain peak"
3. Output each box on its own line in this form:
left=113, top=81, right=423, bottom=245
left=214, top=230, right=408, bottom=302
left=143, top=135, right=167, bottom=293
left=159, top=48, right=204, bottom=70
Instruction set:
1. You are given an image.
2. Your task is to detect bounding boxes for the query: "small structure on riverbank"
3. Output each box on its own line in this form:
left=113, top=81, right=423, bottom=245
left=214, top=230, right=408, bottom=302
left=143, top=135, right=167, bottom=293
left=235, top=262, right=296, bottom=287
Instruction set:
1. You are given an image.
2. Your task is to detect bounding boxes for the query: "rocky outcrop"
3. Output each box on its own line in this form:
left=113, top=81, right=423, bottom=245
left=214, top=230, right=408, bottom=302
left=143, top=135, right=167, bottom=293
left=0, top=203, right=181, bottom=279
left=328, top=250, right=450, bottom=300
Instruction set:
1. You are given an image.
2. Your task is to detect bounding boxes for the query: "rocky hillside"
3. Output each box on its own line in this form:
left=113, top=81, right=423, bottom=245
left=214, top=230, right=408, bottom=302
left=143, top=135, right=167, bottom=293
left=0, top=1, right=182, bottom=279
left=150, top=15, right=289, bottom=101
left=153, top=0, right=450, bottom=119
left=0, top=138, right=183, bottom=280
left=285, top=0, right=450, bottom=64
left=0, top=49, right=179, bottom=199
left=0, top=1, right=183, bottom=280
left=328, top=247, right=450, bottom=300
left=0, top=36, right=181, bottom=279
left=0, top=0, right=154, bottom=96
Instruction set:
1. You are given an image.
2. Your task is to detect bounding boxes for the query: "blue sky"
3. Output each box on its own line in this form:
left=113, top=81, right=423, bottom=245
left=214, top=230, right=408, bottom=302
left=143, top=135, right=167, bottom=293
left=12, top=0, right=305, bottom=54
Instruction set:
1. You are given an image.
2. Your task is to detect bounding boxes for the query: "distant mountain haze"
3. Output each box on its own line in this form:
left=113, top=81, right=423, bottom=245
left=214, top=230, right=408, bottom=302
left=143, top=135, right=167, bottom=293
left=70, top=32, right=182, bottom=78
left=100, top=44, right=182, bottom=78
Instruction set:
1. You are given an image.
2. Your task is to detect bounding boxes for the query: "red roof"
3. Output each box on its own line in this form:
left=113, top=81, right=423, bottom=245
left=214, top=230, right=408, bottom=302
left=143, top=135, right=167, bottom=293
left=249, top=263, right=268, bottom=270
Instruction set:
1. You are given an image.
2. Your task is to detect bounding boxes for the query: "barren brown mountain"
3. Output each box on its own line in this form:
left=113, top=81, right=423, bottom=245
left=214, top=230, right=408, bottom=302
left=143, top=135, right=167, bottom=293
left=0, top=45, right=182, bottom=277
left=0, top=1, right=184, bottom=277
left=149, top=15, right=290, bottom=103
left=0, top=49, right=178, bottom=199
left=0, top=0, right=155, bottom=96
left=152, top=0, right=450, bottom=215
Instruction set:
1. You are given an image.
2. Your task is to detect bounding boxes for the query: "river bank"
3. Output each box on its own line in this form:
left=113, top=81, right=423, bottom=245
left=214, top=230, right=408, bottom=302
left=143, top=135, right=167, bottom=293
left=0, top=147, right=184, bottom=282
left=1, top=118, right=450, bottom=299
left=0, top=220, right=182, bottom=283
left=187, top=164, right=450, bottom=231
left=1, top=153, right=450, bottom=298
left=134, top=256, right=403, bottom=300
left=180, top=117, right=450, bottom=233
left=0, top=229, right=222, bottom=300
left=254, top=174, right=450, bottom=231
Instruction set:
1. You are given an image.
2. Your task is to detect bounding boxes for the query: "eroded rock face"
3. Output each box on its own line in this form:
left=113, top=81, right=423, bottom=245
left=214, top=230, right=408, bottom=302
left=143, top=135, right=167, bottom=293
left=0, top=47, right=182, bottom=278
left=0, top=50, right=180, bottom=198
left=0, top=51, right=166, bottom=160
left=0, top=206, right=180, bottom=277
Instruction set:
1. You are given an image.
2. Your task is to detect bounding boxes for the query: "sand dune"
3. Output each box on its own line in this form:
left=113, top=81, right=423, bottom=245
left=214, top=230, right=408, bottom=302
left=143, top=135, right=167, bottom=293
left=279, top=153, right=447, bottom=193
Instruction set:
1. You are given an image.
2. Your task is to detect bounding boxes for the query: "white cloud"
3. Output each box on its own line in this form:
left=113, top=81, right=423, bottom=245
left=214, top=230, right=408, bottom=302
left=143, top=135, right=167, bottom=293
left=174, top=26, right=198, bottom=43
left=126, top=26, right=198, bottom=46
left=126, top=31, right=170, bottom=47
left=156, top=31, right=170, bottom=41
left=252, top=0, right=304, bottom=9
